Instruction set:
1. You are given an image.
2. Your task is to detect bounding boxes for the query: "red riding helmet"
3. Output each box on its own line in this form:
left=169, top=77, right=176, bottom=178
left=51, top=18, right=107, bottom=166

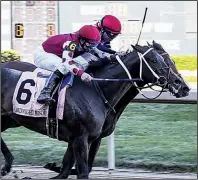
left=100, top=15, right=122, bottom=34
left=78, top=25, right=101, bottom=45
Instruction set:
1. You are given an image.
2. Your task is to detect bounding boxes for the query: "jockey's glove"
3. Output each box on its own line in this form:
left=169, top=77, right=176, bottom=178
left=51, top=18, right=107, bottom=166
left=109, top=54, right=119, bottom=63
left=114, top=51, right=126, bottom=57
left=81, top=72, right=93, bottom=82
left=88, top=55, right=117, bottom=70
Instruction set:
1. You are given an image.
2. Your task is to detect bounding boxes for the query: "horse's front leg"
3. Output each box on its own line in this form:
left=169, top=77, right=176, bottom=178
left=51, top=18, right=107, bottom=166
left=88, top=138, right=101, bottom=173
left=47, top=138, right=101, bottom=176
left=72, top=133, right=89, bottom=179
left=51, top=143, right=75, bottom=179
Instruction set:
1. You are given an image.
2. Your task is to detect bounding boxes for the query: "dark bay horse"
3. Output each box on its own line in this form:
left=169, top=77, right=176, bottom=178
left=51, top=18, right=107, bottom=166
left=1, top=44, right=190, bottom=179
left=43, top=41, right=191, bottom=178
left=77, top=41, right=191, bottom=176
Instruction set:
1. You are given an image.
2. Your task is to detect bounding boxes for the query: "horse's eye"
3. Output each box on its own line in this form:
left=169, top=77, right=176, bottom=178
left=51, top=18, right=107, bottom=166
left=152, top=60, right=157, bottom=63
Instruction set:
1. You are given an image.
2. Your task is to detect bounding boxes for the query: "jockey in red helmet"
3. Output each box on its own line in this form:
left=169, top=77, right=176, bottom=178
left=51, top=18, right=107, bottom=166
left=98, top=15, right=121, bottom=43
left=78, top=25, right=101, bottom=51
left=89, top=15, right=125, bottom=61
left=96, top=15, right=123, bottom=55
left=35, top=25, right=101, bottom=104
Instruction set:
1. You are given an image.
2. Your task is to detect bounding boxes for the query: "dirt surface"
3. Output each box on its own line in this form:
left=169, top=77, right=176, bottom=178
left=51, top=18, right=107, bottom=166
left=2, top=165, right=197, bottom=179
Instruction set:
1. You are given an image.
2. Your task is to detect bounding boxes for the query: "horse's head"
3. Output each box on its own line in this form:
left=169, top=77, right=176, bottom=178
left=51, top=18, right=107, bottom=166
left=148, top=40, right=191, bottom=98
left=131, top=44, right=190, bottom=98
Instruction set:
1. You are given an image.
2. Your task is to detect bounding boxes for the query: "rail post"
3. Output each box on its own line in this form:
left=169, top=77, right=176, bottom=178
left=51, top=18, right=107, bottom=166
left=107, top=131, right=115, bottom=170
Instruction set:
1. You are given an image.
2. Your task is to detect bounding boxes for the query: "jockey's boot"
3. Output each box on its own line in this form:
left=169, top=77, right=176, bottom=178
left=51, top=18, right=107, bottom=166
left=37, top=69, right=64, bottom=105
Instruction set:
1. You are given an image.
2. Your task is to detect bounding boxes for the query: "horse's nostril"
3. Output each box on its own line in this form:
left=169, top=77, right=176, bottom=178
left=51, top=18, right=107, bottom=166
left=174, top=79, right=181, bottom=84
left=183, top=86, right=190, bottom=92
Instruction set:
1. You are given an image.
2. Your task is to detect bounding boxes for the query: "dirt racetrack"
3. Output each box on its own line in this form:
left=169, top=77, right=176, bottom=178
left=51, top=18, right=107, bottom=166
left=2, top=165, right=197, bottom=179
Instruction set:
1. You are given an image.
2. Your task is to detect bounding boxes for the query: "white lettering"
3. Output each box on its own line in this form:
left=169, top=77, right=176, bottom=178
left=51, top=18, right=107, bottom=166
left=153, top=40, right=180, bottom=50
left=128, top=21, right=140, bottom=34
left=142, top=23, right=154, bottom=33
left=155, top=23, right=174, bottom=33
left=14, top=107, right=47, bottom=116
left=142, top=22, right=174, bottom=33
left=166, top=40, right=180, bottom=50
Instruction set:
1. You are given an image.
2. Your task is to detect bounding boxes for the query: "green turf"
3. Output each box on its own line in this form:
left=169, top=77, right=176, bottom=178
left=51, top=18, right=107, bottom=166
left=1, top=103, right=197, bottom=172
left=171, top=55, right=197, bottom=71
left=183, top=76, right=197, bottom=83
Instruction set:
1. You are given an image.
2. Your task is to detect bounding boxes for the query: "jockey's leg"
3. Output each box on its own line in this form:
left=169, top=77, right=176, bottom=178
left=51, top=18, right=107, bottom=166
left=37, top=61, right=75, bottom=104
left=34, top=45, right=83, bottom=104
left=34, top=46, right=65, bottom=104
left=37, top=69, right=64, bottom=104
left=34, top=46, right=63, bottom=72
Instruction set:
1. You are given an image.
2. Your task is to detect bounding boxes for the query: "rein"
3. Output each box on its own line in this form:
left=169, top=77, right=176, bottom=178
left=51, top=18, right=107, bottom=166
left=92, top=78, right=116, bottom=113
left=92, top=47, right=174, bottom=101
left=92, top=78, right=142, bottom=82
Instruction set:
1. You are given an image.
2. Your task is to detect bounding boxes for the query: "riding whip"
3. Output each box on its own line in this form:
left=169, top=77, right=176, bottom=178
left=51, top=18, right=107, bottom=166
left=136, top=7, right=148, bottom=45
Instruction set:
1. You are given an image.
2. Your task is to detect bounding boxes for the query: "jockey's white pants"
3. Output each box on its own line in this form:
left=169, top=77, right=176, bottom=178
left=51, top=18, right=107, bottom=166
left=33, top=45, right=70, bottom=75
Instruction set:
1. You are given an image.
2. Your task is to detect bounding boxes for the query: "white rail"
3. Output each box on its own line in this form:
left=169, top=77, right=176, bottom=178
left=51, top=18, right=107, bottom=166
left=107, top=90, right=197, bottom=170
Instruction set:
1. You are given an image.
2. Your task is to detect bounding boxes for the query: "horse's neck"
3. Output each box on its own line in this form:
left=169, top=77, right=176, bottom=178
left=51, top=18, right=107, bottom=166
left=114, top=81, right=145, bottom=115
left=103, top=81, right=146, bottom=134
left=103, top=82, right=146, bottom=136
left=97, top=53, right=140, bottom=108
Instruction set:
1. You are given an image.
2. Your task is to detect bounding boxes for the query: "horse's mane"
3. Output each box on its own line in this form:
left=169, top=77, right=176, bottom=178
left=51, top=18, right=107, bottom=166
left=88, top=50, right=137, bottom=77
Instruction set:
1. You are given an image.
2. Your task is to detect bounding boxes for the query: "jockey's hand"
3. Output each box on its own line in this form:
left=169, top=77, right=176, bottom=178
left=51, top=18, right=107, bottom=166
left=109, top=54, right=118, bottom=63
left=81, top=72, right=93, bottom=82
left=115, top=51, right=126, bottom=56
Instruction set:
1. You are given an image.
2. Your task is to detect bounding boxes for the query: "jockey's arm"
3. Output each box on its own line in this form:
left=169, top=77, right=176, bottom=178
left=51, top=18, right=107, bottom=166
left=97, top=42, right=126, bottom=57
left=60, top=41, right=88, bottom=76
left=92, top=41, right=125, bottom=61
left=61, top=41, right=117, bottom=75
left=90, top=47, right=114, bottom=60
left=87, top=56, right=115, bottom=72
left=97, top=42, right=116, bottom=54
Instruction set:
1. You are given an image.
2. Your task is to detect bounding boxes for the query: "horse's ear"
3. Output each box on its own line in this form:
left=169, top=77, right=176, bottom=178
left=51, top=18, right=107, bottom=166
left=147, top=41, right=151, bottom=46
left=152, top=40, right=158, bottom=47
left=152, top=40, right=165, bottom=51
left=131, top=44, right=137, bottom=51
left=133, top=44, right=145, bottom=53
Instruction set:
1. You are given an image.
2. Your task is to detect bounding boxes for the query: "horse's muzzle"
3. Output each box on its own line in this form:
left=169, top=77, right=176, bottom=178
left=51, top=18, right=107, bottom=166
left=168, top=78, right=191, bottom=98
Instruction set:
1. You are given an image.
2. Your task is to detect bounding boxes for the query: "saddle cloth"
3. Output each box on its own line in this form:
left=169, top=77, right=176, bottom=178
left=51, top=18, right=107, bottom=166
left=12, top=68, right=74, bottom=120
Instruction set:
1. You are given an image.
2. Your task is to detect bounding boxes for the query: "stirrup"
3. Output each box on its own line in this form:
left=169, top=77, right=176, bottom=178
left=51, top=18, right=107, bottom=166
left=44, top=98, right=56, bottom=105
left=37, top=95, right=56, bottom=105
left=39, top=98, right=56, bottom=105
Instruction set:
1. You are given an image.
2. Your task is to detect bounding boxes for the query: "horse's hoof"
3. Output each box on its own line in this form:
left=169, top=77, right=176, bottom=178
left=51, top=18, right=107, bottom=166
left=50, top=175, right=68, bottom=179
left=1, top=164, right=11, bottom=176
left=43, top=163, right=60, bottom=172
left=43, top=162, right=56, bottom=169
left=14, top=174, right=19, bottom=179
left=1, top=169, right=7, bottom=176
left=50, top=175, right=60, bottom=179
left=70, top=169, right=77, bottom=175
left=22, top=177, right=32, bottom=179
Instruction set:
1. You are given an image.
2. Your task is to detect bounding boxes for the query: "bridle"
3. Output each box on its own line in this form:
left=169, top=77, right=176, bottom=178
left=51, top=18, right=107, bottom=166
left=148, top=51, right=183, bottom=97
left=117, top=48, right=172, bottom=100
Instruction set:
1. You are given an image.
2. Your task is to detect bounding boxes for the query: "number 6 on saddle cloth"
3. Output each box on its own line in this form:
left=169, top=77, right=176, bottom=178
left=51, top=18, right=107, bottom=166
left=12, top=68, right=74, bottom=121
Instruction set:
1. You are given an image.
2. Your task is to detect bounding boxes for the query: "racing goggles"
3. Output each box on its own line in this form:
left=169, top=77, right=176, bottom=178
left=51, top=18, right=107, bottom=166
left=105, top=30, right=118, bottom=39
left=102, top=30, right=118, bottom=41
left=84, top=39, right=100, bottom=48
